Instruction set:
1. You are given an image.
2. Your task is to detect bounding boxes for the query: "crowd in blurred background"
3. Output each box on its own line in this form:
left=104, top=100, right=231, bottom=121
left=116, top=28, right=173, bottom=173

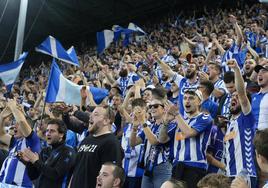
left=0, top=1, right=268, bottom=188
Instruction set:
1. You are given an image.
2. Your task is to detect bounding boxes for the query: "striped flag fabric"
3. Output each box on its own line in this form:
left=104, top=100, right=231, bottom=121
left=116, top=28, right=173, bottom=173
left=0, top=52, right=28, bottom=91
left=45, top=59, right=108, bottom=105
left=36, top=36, right=80, bottom=67
left=128, top=22, right=146, bottom=35
left=96, top=30, right=114, bottom=54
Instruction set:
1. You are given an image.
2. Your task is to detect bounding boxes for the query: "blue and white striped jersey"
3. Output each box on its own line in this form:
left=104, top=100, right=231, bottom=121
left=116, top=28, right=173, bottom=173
left=224, top=112, right=256, bottom=177
left=0, top=132, right=40, bottom=188
left=161, top=54, right=177, bottom=67
left=172, top=113, right=213, bottom=169
left=220, top=93, right=232, bottom=119
left=138, top=122, right=176, bottom=170
left=251, top=92, right=268, bottom=130
left=121, top=124, right=144, bottom=177
left=210, top=79, right=227, bottom=103
left=171, top=73, right=199, bottom=118
left=221, top=43, right=241, bottom=73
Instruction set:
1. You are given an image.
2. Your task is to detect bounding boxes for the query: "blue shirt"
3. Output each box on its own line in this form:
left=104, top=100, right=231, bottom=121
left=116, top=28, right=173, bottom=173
left=172, top=113, right=213, bottom=169
left=221, top=43, right=241, bottom=73
left=224, top=112, right=256, bottom=177
left=207, top=125, right=225, bottom=173
left=251, top=92, right=268, bottom=130
left=171, top=73, right=199, bottom=118
left=0, top=132, right=40, bottom=188
left=201, top=99, right=219, bottom=119
left=138, top=122, right=176, bottom=171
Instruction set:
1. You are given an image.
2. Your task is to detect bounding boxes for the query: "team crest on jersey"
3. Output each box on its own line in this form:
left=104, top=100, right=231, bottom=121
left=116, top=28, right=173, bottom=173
left=176, top=132, right=186, bottom=141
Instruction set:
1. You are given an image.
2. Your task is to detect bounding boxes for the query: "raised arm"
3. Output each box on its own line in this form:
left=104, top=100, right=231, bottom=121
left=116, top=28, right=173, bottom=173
left=8, top=99, right=32, bottom=137
left=0, top=107, right=12, bottom=146
left=229, top=15, right=243, bottom=46
left=152, top=53, right=175, bottom=78
left=227, top=59, right=251, bottom=115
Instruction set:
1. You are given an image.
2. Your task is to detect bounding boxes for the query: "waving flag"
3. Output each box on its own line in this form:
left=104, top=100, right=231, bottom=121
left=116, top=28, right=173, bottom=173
left=45, top=59, right=108, bottom=105
left=36, top=36, right=80, bottom=67
left=128, top=23, right=146, bottom=35
left=0, top=52, right=28, bottom=91
left=97, top=30, right=114, bottom=54
left=67, top=46, right=80, bottom=66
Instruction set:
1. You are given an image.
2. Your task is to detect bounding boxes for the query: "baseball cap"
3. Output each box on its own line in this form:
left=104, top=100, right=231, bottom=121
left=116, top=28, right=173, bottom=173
left=254, top=64, right=268, bottom=73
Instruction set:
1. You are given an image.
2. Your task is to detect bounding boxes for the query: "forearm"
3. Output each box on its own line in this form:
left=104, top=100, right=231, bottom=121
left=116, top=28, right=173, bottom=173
left=247, top=46, right=259, bottom=61
left=158, top=124, right=170, bottom=144
left=234, top=67, right=246, bottom=95
left=207, top=155, right=226, bottom=170
left=175, top=115, right=197, bottom=138
left=33, top=159, right=67, bottom=180
left=234, top=22, right=243, bottom=45
left=143, top=127, right=159, bottom=145
left=10, top=107, right=31, bottom=137
left=156, top=58, right=175, bottom=77
left=104, top=73, right=116, bottom=84
left=212, top=89, right=225, bottom=98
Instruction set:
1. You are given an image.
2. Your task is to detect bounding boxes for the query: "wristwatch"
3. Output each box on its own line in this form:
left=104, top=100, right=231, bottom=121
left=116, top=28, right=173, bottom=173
left=142, top=123, right=148, bottom=128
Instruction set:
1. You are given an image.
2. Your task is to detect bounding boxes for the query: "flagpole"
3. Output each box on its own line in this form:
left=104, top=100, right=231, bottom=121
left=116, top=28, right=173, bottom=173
left=14, top=0, right=28, bottom=61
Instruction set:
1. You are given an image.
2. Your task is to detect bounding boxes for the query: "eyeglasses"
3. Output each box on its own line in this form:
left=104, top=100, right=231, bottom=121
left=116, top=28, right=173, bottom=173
left=148, top=104, right=164, bottom=109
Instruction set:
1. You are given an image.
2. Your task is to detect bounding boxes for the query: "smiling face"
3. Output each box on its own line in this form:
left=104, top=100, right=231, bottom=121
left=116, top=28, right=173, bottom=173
left=148, top=99, right=164, bottom=120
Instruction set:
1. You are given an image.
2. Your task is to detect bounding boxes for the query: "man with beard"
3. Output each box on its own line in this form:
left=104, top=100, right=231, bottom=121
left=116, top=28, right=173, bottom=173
left=69, top=106, right=123, bottom=188
left=158, top=89, right=213, bottom=188
left=153, top=53, right=199, bottom=117
left=242, top=59, right=260, bottom=94
left=224, top=59, right=257, bottom=187
left=251, top=59, right=268, bottom=130
left=219, top=15, right=243, bottom=73
left=104, top=63, right=139, bottom=97
left=201, top=62, right=227, bottom=103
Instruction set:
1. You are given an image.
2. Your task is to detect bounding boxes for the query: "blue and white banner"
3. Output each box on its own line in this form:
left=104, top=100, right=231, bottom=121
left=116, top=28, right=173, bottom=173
left=0, top=52, right=28, bottom=91
left=67, top=46, right=80, bottom=67
left=128, top=23, right=146, bottom=35
left=36, top=36, right=80, bottom=67
left=97, top=30, right=115, bottom=54
left=45, top=59, right=108, bottom=105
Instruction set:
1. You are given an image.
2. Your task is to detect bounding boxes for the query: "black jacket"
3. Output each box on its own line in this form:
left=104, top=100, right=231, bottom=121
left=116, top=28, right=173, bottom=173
left=26, top=142, right=76, bottom=188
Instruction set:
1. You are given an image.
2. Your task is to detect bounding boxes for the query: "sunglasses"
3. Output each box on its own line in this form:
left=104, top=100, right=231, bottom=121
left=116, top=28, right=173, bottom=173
left=148, top=104, right=164, bottom=109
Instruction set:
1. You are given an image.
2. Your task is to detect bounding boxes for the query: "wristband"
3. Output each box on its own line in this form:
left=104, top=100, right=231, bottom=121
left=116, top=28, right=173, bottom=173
left=142, top=123, right=148, bottom=128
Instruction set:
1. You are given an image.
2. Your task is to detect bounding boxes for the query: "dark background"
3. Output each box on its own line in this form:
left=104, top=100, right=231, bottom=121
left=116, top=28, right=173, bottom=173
left=0, top=0, right=258, bottom=64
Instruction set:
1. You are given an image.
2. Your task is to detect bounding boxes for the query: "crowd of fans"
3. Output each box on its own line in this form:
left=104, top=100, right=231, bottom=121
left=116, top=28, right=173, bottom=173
left=0, top=1, right=268, bottom=188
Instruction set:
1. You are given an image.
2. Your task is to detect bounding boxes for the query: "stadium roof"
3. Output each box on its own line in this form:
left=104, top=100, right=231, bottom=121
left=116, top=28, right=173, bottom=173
left=0, top=0, right=255, bottom=63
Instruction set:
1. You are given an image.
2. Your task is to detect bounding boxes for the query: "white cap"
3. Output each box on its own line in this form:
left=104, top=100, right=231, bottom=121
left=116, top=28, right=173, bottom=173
left=195, top=89, right=203, bottom=101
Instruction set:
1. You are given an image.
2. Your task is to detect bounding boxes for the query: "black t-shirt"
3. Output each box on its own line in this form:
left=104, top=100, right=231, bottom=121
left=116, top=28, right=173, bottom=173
left=70, top=133, right=123, bottom=188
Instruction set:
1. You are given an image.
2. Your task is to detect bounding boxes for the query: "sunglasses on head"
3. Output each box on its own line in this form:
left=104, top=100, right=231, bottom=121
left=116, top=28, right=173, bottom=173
left=148, top=104, right=164, bottom=109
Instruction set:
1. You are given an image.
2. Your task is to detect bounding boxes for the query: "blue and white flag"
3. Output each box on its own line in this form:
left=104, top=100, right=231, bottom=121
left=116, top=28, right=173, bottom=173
left=45, top=59, right=108, bottom=105
left=36, top=36, right=80, bottom=67
left=128, top=23, right=146, bottom=35
left=67, top=46, right=80, bottom=67
left=0, top=52, right=28, bottom=91
left=97, top=30, right=114, bottom=54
